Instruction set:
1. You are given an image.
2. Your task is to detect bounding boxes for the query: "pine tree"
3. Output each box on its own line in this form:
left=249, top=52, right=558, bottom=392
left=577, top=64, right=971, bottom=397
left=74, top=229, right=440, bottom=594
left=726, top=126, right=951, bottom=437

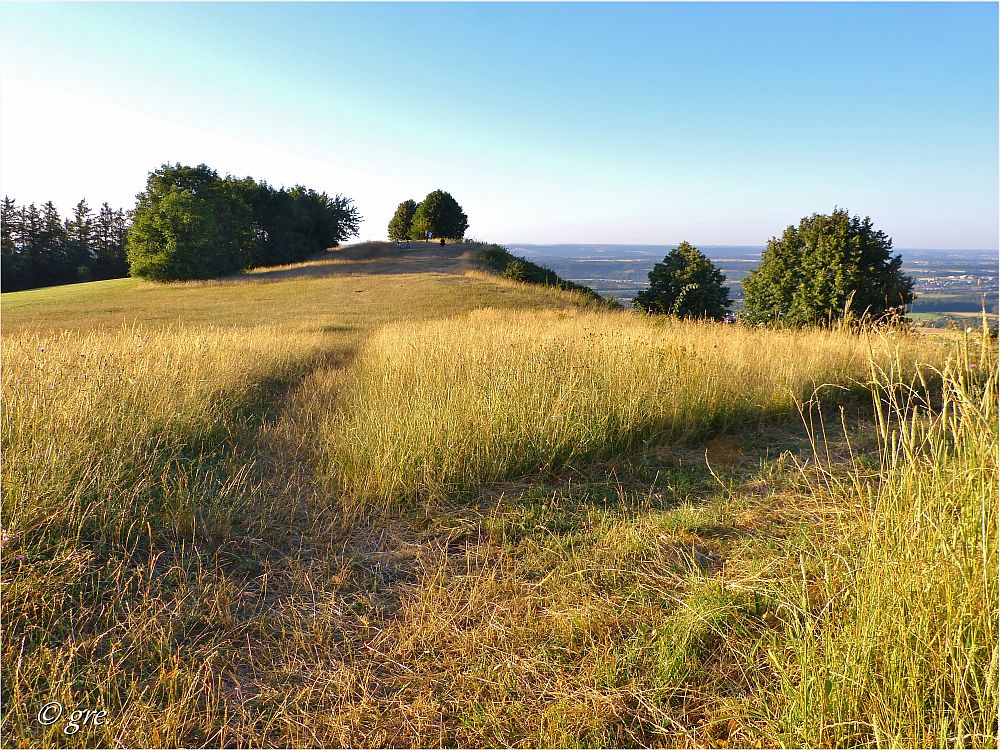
left=65, top=199, right=95, bottom=279
left=1, top=197, right=24, bottom=291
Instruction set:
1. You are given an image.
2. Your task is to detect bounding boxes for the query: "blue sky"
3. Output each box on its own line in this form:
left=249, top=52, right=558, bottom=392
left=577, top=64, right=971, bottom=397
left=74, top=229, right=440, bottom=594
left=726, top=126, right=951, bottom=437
left=1, top=2, right=997, bottom=248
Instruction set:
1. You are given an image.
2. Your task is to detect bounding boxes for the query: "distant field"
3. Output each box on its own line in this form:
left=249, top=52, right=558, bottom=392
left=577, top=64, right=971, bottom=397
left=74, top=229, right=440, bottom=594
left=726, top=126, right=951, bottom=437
left=2, top=243, right=995, bottom=748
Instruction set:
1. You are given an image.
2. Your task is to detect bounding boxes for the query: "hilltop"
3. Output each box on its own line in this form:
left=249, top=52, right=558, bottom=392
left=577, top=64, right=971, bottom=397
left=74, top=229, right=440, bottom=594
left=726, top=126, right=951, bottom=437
left=2, top=242, right=995, bottom=748
left=1, top=240, right=600, bottom=335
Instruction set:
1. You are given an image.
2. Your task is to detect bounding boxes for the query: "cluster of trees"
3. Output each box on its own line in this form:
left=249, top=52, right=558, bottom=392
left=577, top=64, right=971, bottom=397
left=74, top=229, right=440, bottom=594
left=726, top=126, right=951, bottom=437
left=127, top=164, right=360, bottom=281
left=633, top=209, right=915, bottom=326
left=388, top=190, right=468, bottom=242
left=1, top=198, right=129, bottom=292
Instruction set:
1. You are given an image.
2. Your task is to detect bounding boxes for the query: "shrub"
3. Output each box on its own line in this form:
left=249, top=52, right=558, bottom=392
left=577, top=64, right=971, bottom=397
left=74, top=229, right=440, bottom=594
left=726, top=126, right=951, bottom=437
left=503, top=260, right=527, bottom=281
left=472, top=242, right=605, bottom=302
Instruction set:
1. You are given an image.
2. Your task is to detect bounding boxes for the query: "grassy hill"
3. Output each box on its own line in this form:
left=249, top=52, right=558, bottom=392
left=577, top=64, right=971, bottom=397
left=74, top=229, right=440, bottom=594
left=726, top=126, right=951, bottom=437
left=2, top=242, right=996, bottom=748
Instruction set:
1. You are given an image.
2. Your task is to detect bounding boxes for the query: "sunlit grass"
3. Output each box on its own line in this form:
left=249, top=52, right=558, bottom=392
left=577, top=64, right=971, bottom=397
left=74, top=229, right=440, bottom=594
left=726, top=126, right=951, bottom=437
left=732, top=332, right=999, bottom=747
left=1, top=256, right=991, bottom=747
left=1, top=324, right=335, bottom=745
left=305, top=307, right=946, bottom=518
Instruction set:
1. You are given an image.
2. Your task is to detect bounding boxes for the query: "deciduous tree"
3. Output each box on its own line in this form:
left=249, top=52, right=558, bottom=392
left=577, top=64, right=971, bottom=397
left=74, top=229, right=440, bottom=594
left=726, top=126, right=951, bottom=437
left=388, top=199, right=417, bottom=241
left=409, top=190, right=468, bottom=241
left=127, top=163, right=253, bottom=281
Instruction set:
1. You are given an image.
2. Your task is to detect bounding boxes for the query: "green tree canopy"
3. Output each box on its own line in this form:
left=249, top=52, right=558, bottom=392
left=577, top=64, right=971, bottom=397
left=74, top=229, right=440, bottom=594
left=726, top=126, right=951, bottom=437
left=388, top=199, right=417, bottom=241
left=127, top=164, right=361, bottom=281
left=127, top=163, right=253, bottom=281
left=633, top=241, right=731, bottom=320
left=409, top=190, right=468, bottom=241
left=742, top=209, right=914, bottom=326
left=288, top=187, right=361, bottom=251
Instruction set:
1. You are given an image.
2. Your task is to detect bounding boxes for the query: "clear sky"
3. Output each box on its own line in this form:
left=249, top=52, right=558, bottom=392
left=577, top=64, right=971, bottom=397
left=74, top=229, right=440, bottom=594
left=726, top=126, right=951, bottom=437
left=1, top=2, right=997, bottom=248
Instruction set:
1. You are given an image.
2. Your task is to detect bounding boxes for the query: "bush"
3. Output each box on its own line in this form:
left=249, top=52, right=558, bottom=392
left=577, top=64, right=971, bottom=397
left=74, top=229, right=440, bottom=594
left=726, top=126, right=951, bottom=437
left=503, top=260, right=527, bottom=281
left=472, top=242, right=606, bottom=303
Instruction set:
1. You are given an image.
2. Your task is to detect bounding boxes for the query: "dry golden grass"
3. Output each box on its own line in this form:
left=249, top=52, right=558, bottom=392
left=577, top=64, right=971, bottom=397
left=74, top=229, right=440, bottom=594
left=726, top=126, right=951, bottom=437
left=2, top=324, right=332, bottom=548
left=725, top=337, right=999, bottom=747
left=1, top=324, right=337, bottom=747
left=2, top=261, right=993, bottom=748
left=302, top=307, right=946, bottom=518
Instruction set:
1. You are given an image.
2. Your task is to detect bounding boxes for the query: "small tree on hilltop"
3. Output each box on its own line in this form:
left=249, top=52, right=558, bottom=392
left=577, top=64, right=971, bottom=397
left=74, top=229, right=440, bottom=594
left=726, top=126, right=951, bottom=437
left=742, top=209, right=914, bottom=326
left=633, top=241, right=731, bottom=320
left=388, top=199, right=417, bottom=241
left=409, top=190, right=468, bottom=241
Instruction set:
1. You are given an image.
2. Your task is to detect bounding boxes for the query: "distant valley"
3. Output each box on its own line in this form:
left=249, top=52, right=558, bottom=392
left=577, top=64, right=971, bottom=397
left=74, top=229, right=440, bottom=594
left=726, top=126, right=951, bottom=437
left=511, top=244, right=999, bottom=322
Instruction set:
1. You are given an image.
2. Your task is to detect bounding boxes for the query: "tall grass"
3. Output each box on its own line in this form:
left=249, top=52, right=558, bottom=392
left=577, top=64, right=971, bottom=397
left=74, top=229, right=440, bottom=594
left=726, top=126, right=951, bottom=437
left=306, top=307, right=944, bottom=516
left=3, top=301, right=986, bottom=747
left=1, top=324, right=330, bottom=746
left=744, top=329, right=998, bottom=747
left=2, top=324, right=330, bottom=550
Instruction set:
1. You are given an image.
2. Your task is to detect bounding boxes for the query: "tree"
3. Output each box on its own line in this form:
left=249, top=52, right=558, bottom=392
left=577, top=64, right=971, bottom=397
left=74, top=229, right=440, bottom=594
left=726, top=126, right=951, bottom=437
left=633, top=241, right=731, bottom=320
left=388, top=199, right=417, bottom=241
left=64, top=199, right=94, bottom=279
left=38, top=202, right=73, bottom=285
left=409, top=190, right=468, bottom=241
left=287, top=187, right=361, bottom=253
left=323, top=193, right=362, bottom=246
left=1, top=196, right=25, bottom=291
left=254, top=186, right=314, bottom=266
left=742, top=209, right=914, bottom=326
left=1, top=197, right=132, bottom=291
left=127, top=163, right=253, bottom=281
left=92, top=202, right=129, bottom=279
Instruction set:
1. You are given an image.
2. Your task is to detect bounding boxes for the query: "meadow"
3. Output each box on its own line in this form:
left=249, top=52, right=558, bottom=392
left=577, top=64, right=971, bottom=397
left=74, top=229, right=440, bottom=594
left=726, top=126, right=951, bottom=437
left=1, top=244, right=996, bottom=748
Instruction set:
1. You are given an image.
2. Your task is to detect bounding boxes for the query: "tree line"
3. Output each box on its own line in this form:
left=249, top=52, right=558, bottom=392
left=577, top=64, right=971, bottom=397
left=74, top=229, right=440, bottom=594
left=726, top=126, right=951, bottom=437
left=633, top=208, right=915, bottom=326
left=127, top=163, right=361, bottom=281
left=1, top=163, right=363, bottom=288
left=1, top=198, right=129, bottom=292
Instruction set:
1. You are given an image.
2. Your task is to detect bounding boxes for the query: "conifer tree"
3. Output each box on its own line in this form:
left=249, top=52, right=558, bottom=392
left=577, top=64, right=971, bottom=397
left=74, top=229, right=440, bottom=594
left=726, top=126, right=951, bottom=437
left=742, top=209, right=914, bottom=326
left=633, top=241, right=731, bottom=320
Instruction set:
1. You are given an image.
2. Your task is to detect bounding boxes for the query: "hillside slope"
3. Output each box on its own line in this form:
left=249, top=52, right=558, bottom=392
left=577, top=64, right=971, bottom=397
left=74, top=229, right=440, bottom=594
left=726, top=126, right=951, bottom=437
left=2, top=244, right=995, bottom=748
left=1, top=241, right=600, bottom=335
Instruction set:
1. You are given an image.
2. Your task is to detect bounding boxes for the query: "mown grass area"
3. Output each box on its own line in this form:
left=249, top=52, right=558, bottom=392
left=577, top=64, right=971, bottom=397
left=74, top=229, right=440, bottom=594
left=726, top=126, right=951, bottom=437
left=0, top=266, right=591, bottom=335
left=1, top=249, right=996, bottom=747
